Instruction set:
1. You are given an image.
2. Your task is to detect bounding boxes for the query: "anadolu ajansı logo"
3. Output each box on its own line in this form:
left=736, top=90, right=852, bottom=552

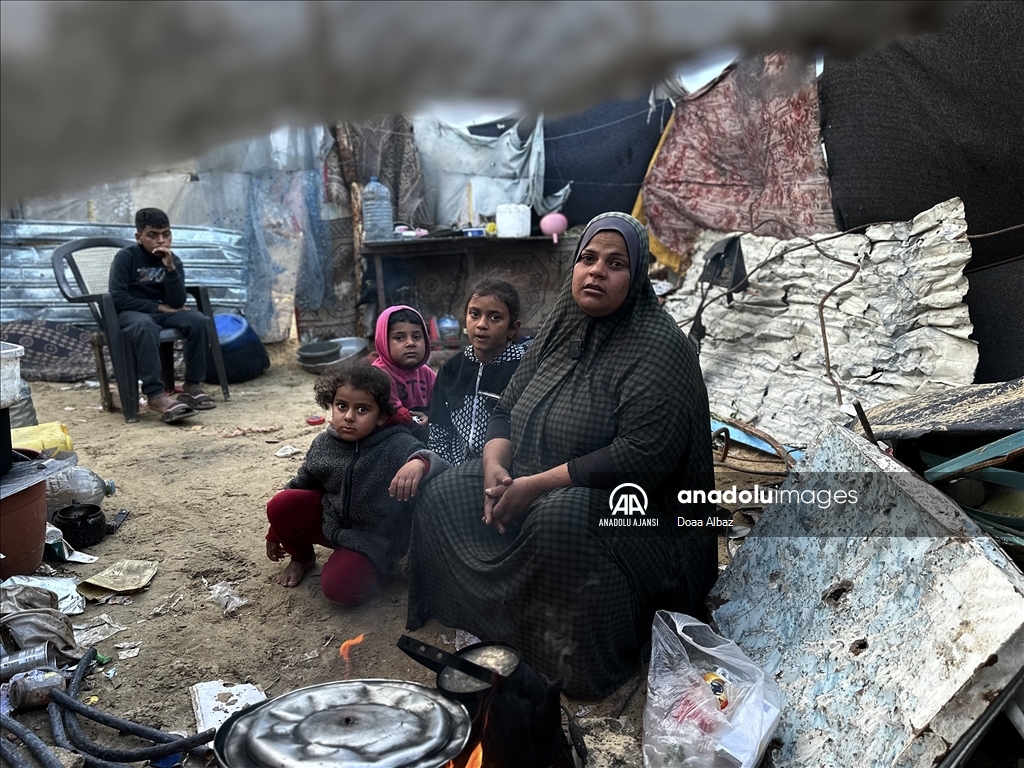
left=609, top=483, right=648, bottom=516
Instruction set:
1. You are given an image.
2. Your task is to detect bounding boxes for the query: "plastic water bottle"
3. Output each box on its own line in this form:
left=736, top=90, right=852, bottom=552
left=362, top=177, right=394, bottom=241
left=45, top=466, right=115, bottom=516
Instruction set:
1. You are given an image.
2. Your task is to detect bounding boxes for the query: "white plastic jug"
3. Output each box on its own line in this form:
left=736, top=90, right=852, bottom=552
left=495, top=204, right=531, bottom=238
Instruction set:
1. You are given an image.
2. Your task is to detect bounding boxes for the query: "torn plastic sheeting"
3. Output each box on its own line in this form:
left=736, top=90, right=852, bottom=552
left=1, top=575, right=84, bottom=616
left=207, top=582, right=248, bottom=617
left=195, top=167, right=325, bottom=343
left=412, top=114, right=570, bottom=228
left=72, top=613, right=127, bottom=647
left=0, top=582, right=83, bottom=660
left=665, top=197, right=977, bottom=448
left=708, top=421, right=1024, bottom=768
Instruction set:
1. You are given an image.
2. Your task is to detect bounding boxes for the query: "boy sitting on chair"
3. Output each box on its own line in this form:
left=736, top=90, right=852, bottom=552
left=109, top=208, right=217, bottom=423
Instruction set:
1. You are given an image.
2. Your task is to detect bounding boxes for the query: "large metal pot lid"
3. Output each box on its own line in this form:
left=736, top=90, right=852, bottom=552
left=214, top=680, right=470, bottom=768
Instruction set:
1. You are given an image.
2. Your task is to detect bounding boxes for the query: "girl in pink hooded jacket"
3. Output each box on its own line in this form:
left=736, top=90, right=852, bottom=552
left=371, top=305, right=436, bottom=427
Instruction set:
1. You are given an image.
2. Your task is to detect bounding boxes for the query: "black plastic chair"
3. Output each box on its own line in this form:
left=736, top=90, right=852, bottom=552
left=52, top=237, right=230, bottom=422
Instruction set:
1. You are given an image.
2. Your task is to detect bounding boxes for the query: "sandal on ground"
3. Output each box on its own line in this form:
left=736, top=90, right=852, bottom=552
left=161, top=402, right=198, bottom=423
left=177, top=391, right=217, bottom=410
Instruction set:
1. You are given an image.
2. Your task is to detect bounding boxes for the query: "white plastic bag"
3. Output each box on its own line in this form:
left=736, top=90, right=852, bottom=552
left=207, top=582, right=248, bottom=617
left=643, top=612, right=782, bottom=768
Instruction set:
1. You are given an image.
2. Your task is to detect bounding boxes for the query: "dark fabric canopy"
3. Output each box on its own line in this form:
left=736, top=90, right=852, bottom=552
left=819, top=1, right=1024, bottom=382
left=544, top=99, right=672, bottom=227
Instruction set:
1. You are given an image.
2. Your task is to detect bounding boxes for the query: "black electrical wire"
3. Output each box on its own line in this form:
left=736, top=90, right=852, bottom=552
left=58, top=649, right=213, bottom=762
left=0, top=737, right=35, bottom=768
left=0, top=715, right=67, bottom=768
left=48, top=702, right=132, bottom=768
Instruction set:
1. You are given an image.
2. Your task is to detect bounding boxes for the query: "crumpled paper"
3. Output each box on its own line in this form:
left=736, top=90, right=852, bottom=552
left=77, top=560, right=158, bottom=601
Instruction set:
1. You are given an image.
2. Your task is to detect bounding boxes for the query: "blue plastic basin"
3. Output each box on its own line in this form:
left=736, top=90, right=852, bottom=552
left=213, top=314, right=249, bottom=353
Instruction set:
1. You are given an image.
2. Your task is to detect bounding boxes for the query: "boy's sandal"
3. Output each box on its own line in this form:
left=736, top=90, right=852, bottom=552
left=161, top=402, right=198, bottom=424
left=177, top=391, right=217, bottom=410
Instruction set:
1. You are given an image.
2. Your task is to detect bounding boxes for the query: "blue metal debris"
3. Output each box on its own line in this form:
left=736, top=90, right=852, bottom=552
left=923, top=430, right=1024, bottom=484
left=709, top=421, right=1024, bottom=768
left=711, top=418, right=805, bottom=463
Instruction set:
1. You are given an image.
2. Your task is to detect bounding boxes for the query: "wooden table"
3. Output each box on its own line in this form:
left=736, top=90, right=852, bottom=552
left=360, top=235, right=578, bottom=332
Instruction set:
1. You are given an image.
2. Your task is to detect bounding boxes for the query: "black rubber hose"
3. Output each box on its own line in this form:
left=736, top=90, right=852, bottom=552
left=54, top=689, right=214, bottom=762
left=64, top=649, right=209, bottom=760
left=48, top=702, right=132, bottom=768
left=0, top=738, right=35, bottom=768
left=0, top=715, right=67, bottom=768
left=59, top=649, right=213, bottom=761
left=65, top=651, right=205, bottom=754
left=51, top=688, right=214, bottom=755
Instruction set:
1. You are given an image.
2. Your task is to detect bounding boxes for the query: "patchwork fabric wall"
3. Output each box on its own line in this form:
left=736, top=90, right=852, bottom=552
left=643, top=53, right=835, bottom=263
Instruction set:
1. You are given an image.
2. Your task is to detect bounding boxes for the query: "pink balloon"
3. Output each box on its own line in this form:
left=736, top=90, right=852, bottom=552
left=540, top=212, right=568, bottom=244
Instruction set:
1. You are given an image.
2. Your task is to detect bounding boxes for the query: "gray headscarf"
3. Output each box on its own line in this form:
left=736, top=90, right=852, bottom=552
left=574, top=212, right=647, bottom=290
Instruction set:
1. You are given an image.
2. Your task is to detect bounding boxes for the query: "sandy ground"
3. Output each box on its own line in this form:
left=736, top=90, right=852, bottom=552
left=21, top=339, right=1018, bottom=766
left=24, top=338, right=665, bottom=744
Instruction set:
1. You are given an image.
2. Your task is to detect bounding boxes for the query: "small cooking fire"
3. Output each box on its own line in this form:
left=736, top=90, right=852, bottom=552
left=339, top=633, right=365, bottom=677
left=398, top=634, right=577, bottom=768
left=445, top=741, right=483, bottom=768
left=465, top=742, right=484, bottom=768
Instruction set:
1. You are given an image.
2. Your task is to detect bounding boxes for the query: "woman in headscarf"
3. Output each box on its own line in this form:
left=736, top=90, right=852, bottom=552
left=407, top=212, right=715, bottom=697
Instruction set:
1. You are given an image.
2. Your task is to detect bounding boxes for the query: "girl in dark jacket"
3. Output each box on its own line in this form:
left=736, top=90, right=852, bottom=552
left=428, top=280, right=525, bottom=465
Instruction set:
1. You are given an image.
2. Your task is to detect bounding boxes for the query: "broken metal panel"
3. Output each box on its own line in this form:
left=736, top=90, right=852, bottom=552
left=923, top=431, right=1024, bottom=484
left=665, top=198, right=977, bottom=448
left=709, top=422, right=1024, bottom=768
left=0, top=220, right=249, bottom=328
left=857, top=378, right=1024, bottom=441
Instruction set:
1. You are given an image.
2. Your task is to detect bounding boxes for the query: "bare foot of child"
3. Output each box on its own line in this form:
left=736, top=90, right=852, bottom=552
left=276, top=557, right=315, bottom=587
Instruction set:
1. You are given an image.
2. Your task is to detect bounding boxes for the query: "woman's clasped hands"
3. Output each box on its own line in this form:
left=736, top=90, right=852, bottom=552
left=482, top=462, right=542, bottom=535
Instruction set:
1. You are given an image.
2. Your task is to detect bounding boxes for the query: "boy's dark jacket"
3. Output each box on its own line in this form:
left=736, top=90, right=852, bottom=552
left=109, top=243, right=187, bottom=314
left=286, top=424, right=448, bottom=575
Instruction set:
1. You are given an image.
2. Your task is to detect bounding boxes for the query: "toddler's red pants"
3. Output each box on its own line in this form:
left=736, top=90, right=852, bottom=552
left=266, top=488, right=379, bottom=606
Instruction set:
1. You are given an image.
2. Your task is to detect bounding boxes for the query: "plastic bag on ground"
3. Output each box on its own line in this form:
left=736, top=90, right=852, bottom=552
left=208, top=582, right=248, bottom=617
left=643, top=611, right=782, bottom=768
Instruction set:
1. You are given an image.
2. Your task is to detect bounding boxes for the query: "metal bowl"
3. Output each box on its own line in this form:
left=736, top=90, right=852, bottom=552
left=296, top=341, right=342, bottom=364
left=297, top=338, right=369, bottom=375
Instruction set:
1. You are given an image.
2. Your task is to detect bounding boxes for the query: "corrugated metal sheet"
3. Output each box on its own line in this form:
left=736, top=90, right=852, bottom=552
left=0, top=220, right=249, bottom=328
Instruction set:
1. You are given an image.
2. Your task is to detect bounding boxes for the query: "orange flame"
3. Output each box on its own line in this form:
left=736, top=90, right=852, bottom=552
left=442, top=741, right=483, bottom=768
left=339, top=633, right=365, bottom=677
left=465, top=743, right=483, bottom=768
